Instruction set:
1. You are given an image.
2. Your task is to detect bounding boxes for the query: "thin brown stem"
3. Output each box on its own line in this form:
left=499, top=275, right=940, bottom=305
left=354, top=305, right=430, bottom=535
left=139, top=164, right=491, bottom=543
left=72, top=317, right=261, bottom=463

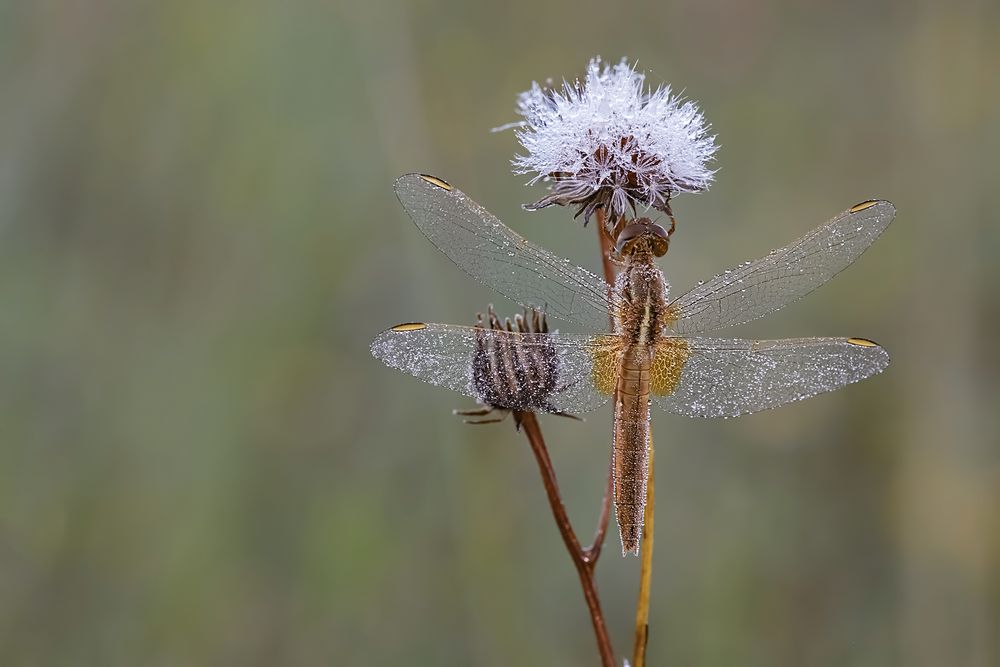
left=596, top=209, right=618, bottom=294
left=511, top=209, right=625, bottom=666
left=583, top=451, right=614, bottom=564
left=517, top=411, right=615, bottom=667
left=632, top=435, right=655, bottom=667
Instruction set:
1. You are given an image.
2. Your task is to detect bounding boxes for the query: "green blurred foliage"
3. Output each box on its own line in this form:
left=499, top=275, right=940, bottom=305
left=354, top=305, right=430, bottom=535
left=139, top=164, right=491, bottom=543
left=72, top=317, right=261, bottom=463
left=0, top=1, right=997, bottom=665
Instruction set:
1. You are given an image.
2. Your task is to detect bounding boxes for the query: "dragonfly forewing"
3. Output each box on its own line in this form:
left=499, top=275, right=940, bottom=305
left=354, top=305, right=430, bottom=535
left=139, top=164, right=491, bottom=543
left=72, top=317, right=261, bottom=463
left=650, top=336, right=890, bottom=418
left=394, top=174, right=618, bottom=332
left=667, top=200, right=895, bottom=335
left=371, top=323, right=620, bottom=414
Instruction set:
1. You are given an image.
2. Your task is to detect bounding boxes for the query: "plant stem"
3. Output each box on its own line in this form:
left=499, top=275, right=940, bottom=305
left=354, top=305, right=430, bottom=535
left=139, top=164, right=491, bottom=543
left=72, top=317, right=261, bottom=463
left=517, top=411, right=615, bottom=667
left=596, top=211, right=618, bottom=297
left=584, top=451, right=614, bottom=564
left=513, top=210, right=634, bottom=666
left=632, top=436, right=654, bottom=667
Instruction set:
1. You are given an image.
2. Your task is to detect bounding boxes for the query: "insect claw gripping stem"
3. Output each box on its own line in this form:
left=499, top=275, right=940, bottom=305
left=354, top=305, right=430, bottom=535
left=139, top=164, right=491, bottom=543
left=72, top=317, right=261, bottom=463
left=454, top=406, right=511, bottom=425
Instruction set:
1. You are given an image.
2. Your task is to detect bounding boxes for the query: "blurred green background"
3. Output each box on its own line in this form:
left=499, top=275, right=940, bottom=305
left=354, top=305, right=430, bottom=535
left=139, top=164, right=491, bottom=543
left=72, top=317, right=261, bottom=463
left=1, top=1, right=998, bottom=665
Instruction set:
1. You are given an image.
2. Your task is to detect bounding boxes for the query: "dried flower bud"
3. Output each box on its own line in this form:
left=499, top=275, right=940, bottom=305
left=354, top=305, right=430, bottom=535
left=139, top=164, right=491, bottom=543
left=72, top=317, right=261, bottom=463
left=470, top=305, right=558, bottom=417
left=455, top=305, right=581, bottom=428
left=510, top=57, right=718, bottom=230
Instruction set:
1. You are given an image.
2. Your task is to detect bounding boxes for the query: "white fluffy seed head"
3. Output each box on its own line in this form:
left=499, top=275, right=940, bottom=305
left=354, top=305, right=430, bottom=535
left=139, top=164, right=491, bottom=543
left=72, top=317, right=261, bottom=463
left=510, top=57, right=718, bottom=226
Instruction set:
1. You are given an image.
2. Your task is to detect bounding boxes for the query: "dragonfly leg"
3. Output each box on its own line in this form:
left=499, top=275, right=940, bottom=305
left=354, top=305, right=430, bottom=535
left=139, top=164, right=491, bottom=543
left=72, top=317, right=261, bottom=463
left=541, top=400, right=584, bottom=423
left=453, top=407, right=494, bottom=416
left=455, top=406, right=511, bottom=425
left=662, top=200, right=677, bottom=253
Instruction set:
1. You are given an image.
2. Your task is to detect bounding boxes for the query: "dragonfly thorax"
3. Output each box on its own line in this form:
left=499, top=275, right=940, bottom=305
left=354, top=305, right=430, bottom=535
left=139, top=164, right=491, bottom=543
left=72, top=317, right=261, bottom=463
left=615, top=257, right=671, bottom=345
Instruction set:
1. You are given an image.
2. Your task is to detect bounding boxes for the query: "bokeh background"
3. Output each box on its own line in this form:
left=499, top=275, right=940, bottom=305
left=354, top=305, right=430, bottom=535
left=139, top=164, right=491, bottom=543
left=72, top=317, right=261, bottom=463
left=1, top=1, right=998, bottom=665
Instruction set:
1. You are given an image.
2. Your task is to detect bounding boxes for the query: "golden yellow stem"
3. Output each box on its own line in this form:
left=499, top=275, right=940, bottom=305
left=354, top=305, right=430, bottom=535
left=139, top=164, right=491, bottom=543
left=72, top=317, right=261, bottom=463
left=632, top=430, right=654, bottom=667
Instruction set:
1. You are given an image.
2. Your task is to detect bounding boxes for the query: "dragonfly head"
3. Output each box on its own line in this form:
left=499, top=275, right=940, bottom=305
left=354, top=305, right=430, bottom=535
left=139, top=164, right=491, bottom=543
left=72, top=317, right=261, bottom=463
left=615, top=218, right=672, bottom=257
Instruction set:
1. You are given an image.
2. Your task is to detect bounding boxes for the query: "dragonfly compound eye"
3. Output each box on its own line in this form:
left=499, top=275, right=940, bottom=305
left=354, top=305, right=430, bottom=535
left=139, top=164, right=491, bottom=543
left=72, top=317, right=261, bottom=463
left=648, top=223, right=671, bottom=257
left=615, top=221, right=648, bottom=255
left=616, top=218, right=669, bottom=256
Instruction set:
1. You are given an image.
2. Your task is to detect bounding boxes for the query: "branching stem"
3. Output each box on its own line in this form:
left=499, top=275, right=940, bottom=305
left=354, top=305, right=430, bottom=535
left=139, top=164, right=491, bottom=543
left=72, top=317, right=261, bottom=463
left=517, top=412, right=615, bottom=667
left=515, top=208, right=658, bottom=667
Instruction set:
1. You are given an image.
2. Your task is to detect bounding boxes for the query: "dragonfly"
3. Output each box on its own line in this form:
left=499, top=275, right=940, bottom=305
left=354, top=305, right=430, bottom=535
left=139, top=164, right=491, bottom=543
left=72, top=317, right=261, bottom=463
left=371, top=173, right=894, bottom=555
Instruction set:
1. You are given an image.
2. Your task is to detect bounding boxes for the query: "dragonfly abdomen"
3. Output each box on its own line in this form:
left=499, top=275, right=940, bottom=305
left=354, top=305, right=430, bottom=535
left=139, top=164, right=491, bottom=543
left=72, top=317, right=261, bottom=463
left=613, top=345, right=652, bottom=555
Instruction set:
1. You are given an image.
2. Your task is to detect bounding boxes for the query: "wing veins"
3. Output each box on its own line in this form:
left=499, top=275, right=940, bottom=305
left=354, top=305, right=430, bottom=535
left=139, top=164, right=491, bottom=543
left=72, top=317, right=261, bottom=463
left=396, top=176, right=617, bottom=330
left=668, top=202, right=894, bottom=334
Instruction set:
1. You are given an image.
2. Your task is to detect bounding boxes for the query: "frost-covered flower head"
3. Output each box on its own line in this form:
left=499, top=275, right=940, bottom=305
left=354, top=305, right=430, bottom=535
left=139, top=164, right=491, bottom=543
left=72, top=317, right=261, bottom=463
left=511, top=57, right=718, bottom=229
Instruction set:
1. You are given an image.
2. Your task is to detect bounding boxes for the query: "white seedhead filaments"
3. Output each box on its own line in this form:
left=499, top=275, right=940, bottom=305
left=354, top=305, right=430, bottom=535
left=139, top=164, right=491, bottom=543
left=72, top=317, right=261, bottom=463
left=510, top=57, right=718, bottom=229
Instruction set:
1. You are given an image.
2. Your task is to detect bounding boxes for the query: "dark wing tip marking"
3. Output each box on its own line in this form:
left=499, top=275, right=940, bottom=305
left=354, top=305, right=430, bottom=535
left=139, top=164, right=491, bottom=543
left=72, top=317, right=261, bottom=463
left=391, top=322, right=428, bottom=332
left=849, top=199, right=896, bottom=217
left=392, top=173, right=454, bottom=198
left=849, top=200, right=879, bottom=213
left=417, top=174, right=453, bottom=191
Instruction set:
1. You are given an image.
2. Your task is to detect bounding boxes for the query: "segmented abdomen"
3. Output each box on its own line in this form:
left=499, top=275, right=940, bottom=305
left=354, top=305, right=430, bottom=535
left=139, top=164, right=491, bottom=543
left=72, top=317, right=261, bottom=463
left=613, top=345, right=652, bottom=555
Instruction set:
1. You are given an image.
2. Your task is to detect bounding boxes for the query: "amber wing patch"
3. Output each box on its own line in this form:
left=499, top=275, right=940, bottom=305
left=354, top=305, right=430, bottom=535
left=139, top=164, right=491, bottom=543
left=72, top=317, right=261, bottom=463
left=661, top=303, right=680, bottom=329
left=589, top=336, right=623, bottom=395
left=650, top=338, right=690, bottom=396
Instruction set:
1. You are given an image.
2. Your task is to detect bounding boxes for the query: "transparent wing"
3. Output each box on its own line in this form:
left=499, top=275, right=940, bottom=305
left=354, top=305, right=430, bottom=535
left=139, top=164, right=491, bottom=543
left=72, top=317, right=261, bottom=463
left=394, top=174, right=617, bottom=331
left=652, top=336, right=890, bottom=418
left=371, top=322, right=620, bottom=414
left=668, top=200, right=895, bottom=335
